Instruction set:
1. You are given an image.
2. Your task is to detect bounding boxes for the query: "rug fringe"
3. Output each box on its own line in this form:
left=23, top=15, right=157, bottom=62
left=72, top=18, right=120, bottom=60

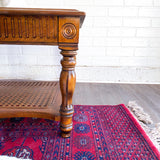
left=127, top=101, right=160, bottom=152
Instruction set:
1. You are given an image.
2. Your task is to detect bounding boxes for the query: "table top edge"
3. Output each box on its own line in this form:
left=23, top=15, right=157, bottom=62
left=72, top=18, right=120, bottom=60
left=0, top=7, right=86, bottom=16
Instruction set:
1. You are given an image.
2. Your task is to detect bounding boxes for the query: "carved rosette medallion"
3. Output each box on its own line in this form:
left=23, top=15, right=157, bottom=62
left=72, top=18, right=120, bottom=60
left=62, top=23, right=77, bottom=39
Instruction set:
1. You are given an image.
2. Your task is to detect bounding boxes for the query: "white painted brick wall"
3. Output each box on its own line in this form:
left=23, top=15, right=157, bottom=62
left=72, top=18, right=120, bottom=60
left=154, top=0, right=160, bottom=6
left=109, top=7, right=139, bottom=16
left=0, top=0, right=159, bottom=83
left=124, top=0, right=153, bottom=6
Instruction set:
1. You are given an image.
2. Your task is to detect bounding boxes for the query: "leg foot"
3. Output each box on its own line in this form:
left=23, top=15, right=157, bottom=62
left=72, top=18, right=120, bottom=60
left=60, top=107, right=73, bottom=138
left=61, top=131, right=71, bottom=138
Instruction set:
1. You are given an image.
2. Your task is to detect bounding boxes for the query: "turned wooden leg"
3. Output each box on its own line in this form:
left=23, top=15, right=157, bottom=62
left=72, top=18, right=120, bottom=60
left=59, top=50, right=77, bottom=138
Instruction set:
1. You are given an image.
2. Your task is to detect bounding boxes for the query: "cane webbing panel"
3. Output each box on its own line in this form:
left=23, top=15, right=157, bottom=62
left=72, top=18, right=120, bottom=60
left=0, top=80, right=61, bottom=120
left=0, top=81, right=57, bottom=108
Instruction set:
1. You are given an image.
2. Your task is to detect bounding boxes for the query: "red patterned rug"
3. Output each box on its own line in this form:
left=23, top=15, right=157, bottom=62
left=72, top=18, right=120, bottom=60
left=0, top=104, right=159, bottom=160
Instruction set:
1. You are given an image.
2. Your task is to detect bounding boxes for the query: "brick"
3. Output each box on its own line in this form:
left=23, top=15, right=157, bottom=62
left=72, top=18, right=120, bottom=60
left=82, top=17, right=94, bottom=27
left=91, top=28, right=108, bottom=37
left=50, top=47, right=61, bottom=57
left=78, top=47, right=106, bottom=56
left=7, top=0, right=27, bottom=7
left=122, top=38, right=149, bottom=47
left=64, top=0, right=93, bottom=6
left=151, top=18, right=160, bottom=27
left=137, top=28, right=160, bottom=37
left=0, top=66, right=10, bottom=78
left=108, top=28, right=136, bottom=37
left=94, top=0, right=123, bottom=6
left=76, top=66, right=160, bottom=83
left=20, top=55, right=37, bottom=65
left=6, top=65, right=20, bottom=79
left=154, top=0, right=160, bottom=6
left=76, top=67, right=91, bottom=81
left=94, top=37, right=122, bottom=47
left=76, top=55, right=93, bottom=66
left=139, top=8, right=160, bottom=17
left=149, top=38, right=160, bottom=47
left=7, top=56, right=20, bottom=65
left=119, top=57, right=148, bottom=66
left=19, top=65, right=61, bottom=80
left=29, top=0, right=63, bottom=8
left=37, top=56, right=60, bottom=65
left=7, top=55, right=37, bottom=65
left=93, top=37, right=106, bottom=46
left=123, top=18, right=151, bottom=27
left=147, top=57, right=160, bottom=66
left=109, top=7, right=138, bottom=16
left=86, top=67, right=109, bottom=82
left=94, top=17, right=122, bottom=27
left=79, top=37, right=93, bottom=46
left=22, top=45, right=51, bottom=56
left=142, top=68, right=160, bottom=83
left=81, top=27, right=107, bottom=37
left=105, top=38, right=122, bottom=46
left=79, top=27, right=92, bottom=37
left=0, top=55, right=8, bottom=64
left=91, top=57, right=120, bottom=66
left=106, top=47, right=134, bottom=56
left=135, top=48, right=160, bottom=57
left=124, top=0, right=153, bottom=6
left=85, top=6, right=107, bottom=17
left=0, top=45, right=21, bottom=55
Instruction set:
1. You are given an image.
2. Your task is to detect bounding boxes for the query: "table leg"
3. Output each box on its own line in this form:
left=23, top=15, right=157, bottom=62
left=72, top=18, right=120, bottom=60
left=59, top=49, right=77, bottom=138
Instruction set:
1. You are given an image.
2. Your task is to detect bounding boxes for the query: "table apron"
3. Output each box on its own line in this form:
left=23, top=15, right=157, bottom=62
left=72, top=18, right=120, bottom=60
left=0, top=15, right=58, bottom=44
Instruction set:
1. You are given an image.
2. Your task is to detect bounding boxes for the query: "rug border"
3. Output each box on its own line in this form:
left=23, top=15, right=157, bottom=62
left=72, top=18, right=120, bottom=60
left=74, top=104, right=160, bottom=158
left=120, top=103, right=160, bottom=158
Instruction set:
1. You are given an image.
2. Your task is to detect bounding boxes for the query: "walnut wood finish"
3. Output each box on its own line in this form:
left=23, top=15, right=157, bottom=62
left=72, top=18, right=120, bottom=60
left=0, top=7, right=85, bottom=138
left=0, top=15, right=58, bottom=44
left=59, top=49, right=77, bottom=138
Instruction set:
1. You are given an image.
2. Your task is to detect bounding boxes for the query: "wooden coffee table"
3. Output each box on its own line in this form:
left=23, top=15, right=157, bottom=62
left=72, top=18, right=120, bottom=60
left=0, top=7, right=85, bottom=138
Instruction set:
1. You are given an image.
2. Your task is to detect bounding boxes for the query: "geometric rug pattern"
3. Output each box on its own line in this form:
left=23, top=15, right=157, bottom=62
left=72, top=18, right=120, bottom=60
left=0, top=104, right=159, bottom=159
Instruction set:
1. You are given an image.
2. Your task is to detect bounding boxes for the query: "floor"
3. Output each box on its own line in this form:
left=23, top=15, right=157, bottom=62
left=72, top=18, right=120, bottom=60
left=73, top=83, right=160, bottom=123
